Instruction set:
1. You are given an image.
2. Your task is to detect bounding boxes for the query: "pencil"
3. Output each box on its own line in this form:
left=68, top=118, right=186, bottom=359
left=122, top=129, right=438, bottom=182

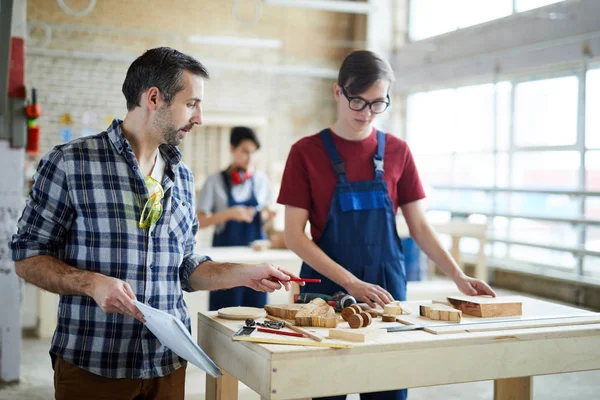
left=257, top=327, right=304, bottom=337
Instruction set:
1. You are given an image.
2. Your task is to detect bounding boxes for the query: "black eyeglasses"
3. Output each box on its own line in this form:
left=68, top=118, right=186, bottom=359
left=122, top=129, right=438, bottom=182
left=340, top=86, right=391, bottom=114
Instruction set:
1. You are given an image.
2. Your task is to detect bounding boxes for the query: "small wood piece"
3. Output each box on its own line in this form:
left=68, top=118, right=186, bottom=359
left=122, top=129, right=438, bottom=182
left=341, top=307, right=357, bottom=321
left=265, top=299, right=337, bottom=328
left=328, top=328, right=387, bottom=342
left=446, top=296, right=522, bottom=318
left=218, top=307, right=267, bottom=320
left=348, top=313, right=364, bottom=329
left=384, top=303, right=403, bottom=316
left=366, top=310, right=380, bottom=318
left=294, top=298, right=338, bottom=328
left=419, top=304, right=462, bottom=322
left=359, top=312, right=372, bottom=327
left=349, top=304, right=362, bottom=313
left=382, top=314, right=397, bottom=322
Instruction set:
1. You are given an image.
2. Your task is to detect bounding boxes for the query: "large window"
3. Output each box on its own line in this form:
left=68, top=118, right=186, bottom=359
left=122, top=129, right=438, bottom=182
left=406, top=70, right=600, bottom=279
left=409, top=0, right=565, bottom=41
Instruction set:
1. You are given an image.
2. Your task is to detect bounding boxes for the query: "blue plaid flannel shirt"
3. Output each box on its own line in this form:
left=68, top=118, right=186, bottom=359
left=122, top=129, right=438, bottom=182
left=10, top=119, right=210, bottom=379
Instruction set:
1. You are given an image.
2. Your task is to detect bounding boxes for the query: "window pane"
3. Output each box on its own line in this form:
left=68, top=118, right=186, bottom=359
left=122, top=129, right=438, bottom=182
left=413, top=154, right=453, bottom=187
left=407, top=89, right=457, bottom=154
left=587, top=226, right=600, bottom=251
left=409, top=0, right=458, bottom=40
left=516, top=0, right=564, bottom=12
left=510, top=193, right=580, bottom=219
left=409, top=0, right=512, bottom=41
left=514, top=76, right=578, bottom=147
left=496, top=153, right=509, bottom=187
left=509, top=218, right=579, bottom=248
left=455, top=84, right=495, bottom=152
left=586, top=197, right=600, bottom=220
left=458, top=0, right=512, bottom=29
left=496, top=81, right=512, bottom=151
left=508, top=245, right=576, bottom=270
left=585, top=69, right=600, bottom=149
left=586, top=151, right=600, bottom=190
left=583, top=256, right=600, bottom=278
left=453, top=154, right=494, bottom=186
left=512, top=151, right=580, bottom=189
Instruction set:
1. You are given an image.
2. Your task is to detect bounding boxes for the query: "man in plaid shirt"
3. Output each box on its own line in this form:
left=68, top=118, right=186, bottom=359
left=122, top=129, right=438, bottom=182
left=10, top=47, right=296, bottom=399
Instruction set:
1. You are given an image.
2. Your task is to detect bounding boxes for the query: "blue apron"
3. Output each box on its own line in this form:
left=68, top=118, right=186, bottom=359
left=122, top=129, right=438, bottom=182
left=300, top=129, right=407, bottom=400
left=209, top=171, right=267, bottom=311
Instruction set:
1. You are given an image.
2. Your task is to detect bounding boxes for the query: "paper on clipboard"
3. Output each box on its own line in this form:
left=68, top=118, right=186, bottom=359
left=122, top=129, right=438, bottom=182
left=135, top=301, right=222, bottom=377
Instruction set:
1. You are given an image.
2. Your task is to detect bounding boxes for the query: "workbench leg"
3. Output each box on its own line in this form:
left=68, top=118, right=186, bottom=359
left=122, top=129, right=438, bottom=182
left=494, top=376, right=532, bottom=400
left=206, top=370, right=238, bottom=400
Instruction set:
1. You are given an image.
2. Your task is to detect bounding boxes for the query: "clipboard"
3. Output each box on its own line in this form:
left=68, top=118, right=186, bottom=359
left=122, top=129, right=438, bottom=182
left=135, top=301, right=222, bottom=377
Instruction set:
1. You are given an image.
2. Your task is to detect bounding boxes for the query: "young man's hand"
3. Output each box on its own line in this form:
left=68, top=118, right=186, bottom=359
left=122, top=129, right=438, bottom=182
left=228, top=206, right=256, bottom=223
left=89, top=275, right=145, bottom=322
left=344, top=279, right=395, bottom=309
left=454, top=273, right=496, bottom=297
left=241, top=263, right=301, bottom=293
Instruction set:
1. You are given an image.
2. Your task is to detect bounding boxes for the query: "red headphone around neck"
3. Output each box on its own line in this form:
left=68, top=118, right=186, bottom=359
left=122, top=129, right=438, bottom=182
left=229, top=167, right=253, bottom=185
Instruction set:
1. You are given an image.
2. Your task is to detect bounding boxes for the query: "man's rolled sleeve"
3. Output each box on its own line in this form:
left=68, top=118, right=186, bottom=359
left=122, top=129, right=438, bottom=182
left=10, top=147, right=74, bottom=261
left=179, top=211, right=211, bottom=291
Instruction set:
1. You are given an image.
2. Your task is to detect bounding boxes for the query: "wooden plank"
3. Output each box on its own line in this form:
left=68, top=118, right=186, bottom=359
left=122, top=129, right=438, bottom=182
left=425, top=315, right=600, bottom=335
left=328, top=328, right=387, bottom=342
left=494, top=377, right=532, bottom=400
left=447, top=296, right=522, bottom=318
left=419, top=304, right=462, bottom=322
left=205, top=370, right=238, bottom=400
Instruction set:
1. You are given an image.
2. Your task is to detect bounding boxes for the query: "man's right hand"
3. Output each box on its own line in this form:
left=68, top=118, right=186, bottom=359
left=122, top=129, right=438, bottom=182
left=345, top=279, right=395, bottom=309
left=228, top=206, right=256, bottom=223
left=90, top=275, right=145, bottom=322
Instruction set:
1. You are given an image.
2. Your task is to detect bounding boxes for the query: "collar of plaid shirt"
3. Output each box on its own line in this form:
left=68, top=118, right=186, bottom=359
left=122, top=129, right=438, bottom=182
left=10, top=119, right=210, bottom=379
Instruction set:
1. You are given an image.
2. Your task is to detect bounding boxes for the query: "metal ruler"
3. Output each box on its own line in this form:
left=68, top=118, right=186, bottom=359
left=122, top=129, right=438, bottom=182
left=386, top=314, right=600, bottom=332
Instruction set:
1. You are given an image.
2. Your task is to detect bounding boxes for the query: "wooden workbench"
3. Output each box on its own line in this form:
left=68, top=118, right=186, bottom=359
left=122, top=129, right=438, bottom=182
left=197, top=296, right=600, bottom=400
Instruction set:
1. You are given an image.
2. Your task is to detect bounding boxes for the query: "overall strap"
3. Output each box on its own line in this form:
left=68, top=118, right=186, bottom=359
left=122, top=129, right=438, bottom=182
left=374, top=130, right=386, bottom=180
left=319, top=129, right=348, bottom=183
left=220, top=170, right=235, bottom=203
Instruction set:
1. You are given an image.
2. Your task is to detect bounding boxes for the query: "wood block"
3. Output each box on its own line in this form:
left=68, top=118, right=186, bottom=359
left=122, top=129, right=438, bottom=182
left=359, top=312, right=372, bottom=327
left=382, top=314, right=397, bottom=322
left=349, top=304, right=362, bottom=313
left=384, top=303, right=403, bottom=315
left=328, top=328, right=387, bottom=342
left=264, top=304, right=304, bottom=320
left=348, top=313, right=364, bottom=329
left=419, top=304, right=462, bottom=322
left=217, top=307, right=267, bottom=320
left=341, top=307, right=357, bottom=321
left=447, top=296, right=522, bottom=318
left=265, top=299, right=337, bottom=327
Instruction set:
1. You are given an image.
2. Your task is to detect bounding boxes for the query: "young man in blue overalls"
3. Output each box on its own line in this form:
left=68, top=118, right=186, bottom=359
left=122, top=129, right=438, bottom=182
left=278, top=50, right=496, bottom=400
left=197, top=127, right=276, bottom=310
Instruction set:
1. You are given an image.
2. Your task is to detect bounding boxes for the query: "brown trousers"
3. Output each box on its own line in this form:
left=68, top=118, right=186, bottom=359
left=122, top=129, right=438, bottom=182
left=54, top=356, right=186, bottom=400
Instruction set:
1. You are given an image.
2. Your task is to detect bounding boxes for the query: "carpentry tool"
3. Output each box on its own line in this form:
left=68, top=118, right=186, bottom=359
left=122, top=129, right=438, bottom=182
left=385, top=314, right=598, bottom=333
left=295, top=291, right=357, bottom=312
left=270, top=277, right=322, bottom=283
left=244, top=318, right=285, bottom=329
left=232, top=321, right=352, bottom=348
left=266, top=315, right=325, bottom=342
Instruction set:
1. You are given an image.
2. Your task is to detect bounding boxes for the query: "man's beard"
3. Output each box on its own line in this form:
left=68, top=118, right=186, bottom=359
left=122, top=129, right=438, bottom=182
left=153, top=106, right=192, bottom=146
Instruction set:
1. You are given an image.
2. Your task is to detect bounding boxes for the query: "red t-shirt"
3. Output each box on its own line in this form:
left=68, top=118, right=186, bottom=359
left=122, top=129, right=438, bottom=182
left=277, top=128, right=426, bottom=242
